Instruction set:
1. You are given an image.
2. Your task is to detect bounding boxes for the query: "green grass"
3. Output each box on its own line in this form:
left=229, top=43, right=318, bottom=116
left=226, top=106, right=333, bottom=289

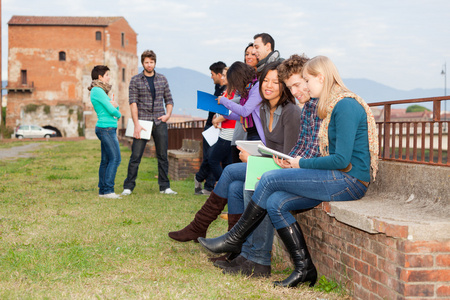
left=0, top=140, right=348, bottom=299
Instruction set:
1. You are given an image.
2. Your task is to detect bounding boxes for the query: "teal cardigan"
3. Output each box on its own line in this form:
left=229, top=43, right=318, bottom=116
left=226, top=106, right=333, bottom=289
left=90, top=87, right=121, bottom=128
left=299, top=98, right=371, bottom=182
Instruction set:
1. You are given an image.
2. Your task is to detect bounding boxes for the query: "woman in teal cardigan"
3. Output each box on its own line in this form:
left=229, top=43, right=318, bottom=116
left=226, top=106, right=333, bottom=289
left=88, top=65, right=122, bottom=199
left=199, top=55, right=379, bottom=288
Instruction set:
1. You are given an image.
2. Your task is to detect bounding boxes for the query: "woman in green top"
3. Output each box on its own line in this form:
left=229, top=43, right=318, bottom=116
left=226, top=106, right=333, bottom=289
left=88, top=65, right=122, bottom=199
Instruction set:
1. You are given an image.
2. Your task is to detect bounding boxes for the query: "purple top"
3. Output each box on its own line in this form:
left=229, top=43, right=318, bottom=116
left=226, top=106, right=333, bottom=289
left=219, top=82, right=265, bottom=145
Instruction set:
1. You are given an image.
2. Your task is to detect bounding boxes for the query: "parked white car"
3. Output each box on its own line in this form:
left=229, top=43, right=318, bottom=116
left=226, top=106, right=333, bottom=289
left=15, top=125, right=57, bottom=139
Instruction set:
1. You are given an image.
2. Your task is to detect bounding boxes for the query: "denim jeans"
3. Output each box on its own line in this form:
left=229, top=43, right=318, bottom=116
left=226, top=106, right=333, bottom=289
left=196, top=124, right=216, bottom=191
left=123, top=121, right=170, bottom=191
left=95, top=127, right=121, bottom=195
left=208, top=137, right=232, bottom=181
left=213, top=163, right=246, bottom=213
left=252, top=168, right=368, bottom=229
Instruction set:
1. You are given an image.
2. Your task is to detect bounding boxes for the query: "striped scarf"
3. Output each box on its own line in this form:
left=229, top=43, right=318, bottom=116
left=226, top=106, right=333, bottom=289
left=318, top=85, right=379, bottom=180
left=87, top=79, right=112, bottom=94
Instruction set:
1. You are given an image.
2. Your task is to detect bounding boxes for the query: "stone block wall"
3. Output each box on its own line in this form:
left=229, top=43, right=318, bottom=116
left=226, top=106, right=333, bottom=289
left=288, top=204, right=450, bottom=299
left=272, top=161, right=450, bottom=299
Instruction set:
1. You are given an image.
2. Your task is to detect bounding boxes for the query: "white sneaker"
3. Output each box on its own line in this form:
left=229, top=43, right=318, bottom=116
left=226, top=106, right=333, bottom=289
left=201, top=189, right=211, bottom=196
left=160, top=188, right=178, bottom=195
left=102, top=193, right=122, bottom=199
left=122, top=189, right=132, bottom=196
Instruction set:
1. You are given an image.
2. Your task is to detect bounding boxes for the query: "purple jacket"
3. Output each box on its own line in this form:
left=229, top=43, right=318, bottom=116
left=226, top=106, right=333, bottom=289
left=219, top=82, right=265, bottom=145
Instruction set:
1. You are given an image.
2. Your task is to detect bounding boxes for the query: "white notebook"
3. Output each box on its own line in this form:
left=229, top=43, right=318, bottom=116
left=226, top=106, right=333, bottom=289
left=257, top=144, right=293, bottom=160
left=235, top=140, right=264, bottom=156
left=125, top=118, right=153, bottom=140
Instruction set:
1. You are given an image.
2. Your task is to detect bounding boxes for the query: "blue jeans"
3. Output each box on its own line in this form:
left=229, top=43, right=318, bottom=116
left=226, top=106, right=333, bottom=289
left=213, top=163, right=246, bottom=214
left=123, top=122, right=170, bottom=191
left=95, top=127, right=121, bottom=195
left=252, top=169, right=368, bottom=229
left=208, top=137, right=232, bottom=181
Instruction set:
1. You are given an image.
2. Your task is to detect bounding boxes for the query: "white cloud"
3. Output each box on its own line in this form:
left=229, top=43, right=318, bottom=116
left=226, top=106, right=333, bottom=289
left=2, top=0, right=450, bottom=91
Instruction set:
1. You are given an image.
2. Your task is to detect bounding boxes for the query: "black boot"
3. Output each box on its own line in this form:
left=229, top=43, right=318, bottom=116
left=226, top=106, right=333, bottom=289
left=273, top=222, right=317, bottom=288
left=209, top=213, right=243, bottom=263
left=198, top=201, right=266, bottom=254
left=222, top=256, right=271, bottom=278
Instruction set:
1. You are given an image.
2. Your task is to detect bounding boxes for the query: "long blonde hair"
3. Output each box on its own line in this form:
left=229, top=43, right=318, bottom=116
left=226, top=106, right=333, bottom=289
left=303, top=56, right=349, bottom=119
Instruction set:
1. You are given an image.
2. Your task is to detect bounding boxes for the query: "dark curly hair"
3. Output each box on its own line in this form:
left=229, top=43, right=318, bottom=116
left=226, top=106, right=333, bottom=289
left=278, top=54, right=309, bottom=83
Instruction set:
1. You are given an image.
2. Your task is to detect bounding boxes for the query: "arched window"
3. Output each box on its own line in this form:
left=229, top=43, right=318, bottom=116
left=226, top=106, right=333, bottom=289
left=59, top=51, right=66, bottom=61
left=95, top=31, right=102, bottom=41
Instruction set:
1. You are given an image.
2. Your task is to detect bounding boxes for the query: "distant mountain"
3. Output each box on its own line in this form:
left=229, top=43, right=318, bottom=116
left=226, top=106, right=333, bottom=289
left=344, top=78, right=443, bottom=103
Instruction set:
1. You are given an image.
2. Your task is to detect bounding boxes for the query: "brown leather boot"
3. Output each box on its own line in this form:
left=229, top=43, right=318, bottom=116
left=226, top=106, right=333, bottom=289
left=168, top=191, right=227, bottom=242
left=209, top=213, right=242, bottom=262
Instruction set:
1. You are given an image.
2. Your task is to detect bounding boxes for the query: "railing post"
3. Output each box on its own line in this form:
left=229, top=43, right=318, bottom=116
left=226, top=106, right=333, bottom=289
left=383, top=104, right=391, bottom=159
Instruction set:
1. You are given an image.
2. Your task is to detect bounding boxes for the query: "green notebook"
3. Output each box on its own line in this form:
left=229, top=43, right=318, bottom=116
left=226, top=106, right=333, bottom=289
left=245, top=156, right=282, bottom=191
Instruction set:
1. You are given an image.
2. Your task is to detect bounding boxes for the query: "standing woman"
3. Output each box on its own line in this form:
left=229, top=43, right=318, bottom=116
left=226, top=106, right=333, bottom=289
left=88, top=65, right=122, bottom=199
left=199, top=55, right=379, bottom=288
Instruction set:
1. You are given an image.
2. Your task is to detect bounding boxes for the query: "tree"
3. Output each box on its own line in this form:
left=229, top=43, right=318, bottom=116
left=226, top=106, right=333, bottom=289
left=406, top=105, right=431, bottom=113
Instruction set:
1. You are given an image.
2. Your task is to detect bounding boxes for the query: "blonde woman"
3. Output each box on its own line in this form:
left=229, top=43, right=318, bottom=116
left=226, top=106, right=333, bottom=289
left=199, top=55, right=378, bottom=288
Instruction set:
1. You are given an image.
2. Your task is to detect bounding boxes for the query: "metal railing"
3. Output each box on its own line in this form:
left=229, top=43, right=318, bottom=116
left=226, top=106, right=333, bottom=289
left=167, top=120, right=206, bottom=150
left=369, top=96, right=449, bottom=166
left=166, top=96, right=449, bottom=167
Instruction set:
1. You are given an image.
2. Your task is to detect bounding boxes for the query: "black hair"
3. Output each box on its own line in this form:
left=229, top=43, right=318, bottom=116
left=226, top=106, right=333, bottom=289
left=253, top=33, right=275, bottom=51
left=209, top=61, right=227, bottom=74
left=259, top=61, right=293, bottom=108
left=91, top=65, right=110, bottom=80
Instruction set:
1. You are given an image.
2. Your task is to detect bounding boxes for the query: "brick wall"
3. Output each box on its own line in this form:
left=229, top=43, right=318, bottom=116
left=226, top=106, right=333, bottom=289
left=6, top=18, right=138, bottom=138
left=273, top=204, right=450, bottom=299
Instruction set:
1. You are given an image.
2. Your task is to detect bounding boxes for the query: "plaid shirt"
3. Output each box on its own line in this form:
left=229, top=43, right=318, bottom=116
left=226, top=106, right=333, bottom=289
left=289, top=98, right=321, bottom=159
left=129, top=71, right=174, bottom=125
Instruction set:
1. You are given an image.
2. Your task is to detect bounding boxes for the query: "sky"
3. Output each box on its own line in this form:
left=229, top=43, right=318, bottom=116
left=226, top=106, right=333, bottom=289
left=2, top=0, right=450, bottom=92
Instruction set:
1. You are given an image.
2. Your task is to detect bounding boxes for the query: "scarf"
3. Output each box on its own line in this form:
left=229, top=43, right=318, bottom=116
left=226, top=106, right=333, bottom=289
left=87, top=79, right=112, bottom=94
left=256, top=50, right=281, bottom=74
left=239, top=76, right=258, bottom=128
left=318, top=85, right=379, bottom=180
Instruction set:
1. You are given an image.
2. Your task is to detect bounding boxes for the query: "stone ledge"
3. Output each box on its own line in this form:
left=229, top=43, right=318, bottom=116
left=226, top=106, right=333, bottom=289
left=327, top=196, right=450, bottom=241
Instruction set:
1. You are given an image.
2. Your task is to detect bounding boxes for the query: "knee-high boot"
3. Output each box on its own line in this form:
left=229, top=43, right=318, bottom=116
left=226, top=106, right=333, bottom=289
left=273, top=222, right=317, bottom=288
left=209, top=213, right=243, bottom=263
left=168, top=191, right=227, bottom=242
left=198, top=200, right=266, bottom=254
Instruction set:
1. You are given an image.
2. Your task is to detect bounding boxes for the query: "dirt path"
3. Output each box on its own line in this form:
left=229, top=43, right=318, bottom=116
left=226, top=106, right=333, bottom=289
left=0, top=143, right=46, bottom=160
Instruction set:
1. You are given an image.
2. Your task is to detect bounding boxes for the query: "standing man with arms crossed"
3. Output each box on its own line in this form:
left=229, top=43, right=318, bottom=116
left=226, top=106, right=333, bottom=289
left=122, top=50, right=177, bottom=195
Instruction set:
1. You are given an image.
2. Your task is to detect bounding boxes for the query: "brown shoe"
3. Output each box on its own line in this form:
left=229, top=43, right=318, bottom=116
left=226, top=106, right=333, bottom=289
left=168, top=191, right=227, bottom=242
